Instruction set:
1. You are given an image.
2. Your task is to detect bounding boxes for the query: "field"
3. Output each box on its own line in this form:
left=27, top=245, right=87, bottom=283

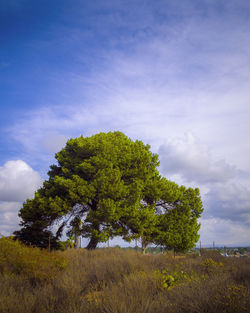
left=0, top=237, right=249, bottom=313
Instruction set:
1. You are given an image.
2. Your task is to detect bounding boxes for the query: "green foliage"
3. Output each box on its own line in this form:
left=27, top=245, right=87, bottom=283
left=15, top=132, right=161, bottom=249
left=0, top=237, right=67, bottom=282
left=201, top=258, right=224, bottom=275
left=13, top=224, right=59, bottom=249
left=156, top=268, right=194, bottom=290
left=151, top=182, right=203, bottom=252
left=15, top=131, right=203, bottom=251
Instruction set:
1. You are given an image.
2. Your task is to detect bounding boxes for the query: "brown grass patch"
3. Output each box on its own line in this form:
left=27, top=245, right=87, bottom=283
left=0, top=241, right=249, bottom=313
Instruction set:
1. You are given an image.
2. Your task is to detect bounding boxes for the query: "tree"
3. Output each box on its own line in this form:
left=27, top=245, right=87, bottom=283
left=14, top=131, right=203, bottom=251
left=128, top=178, right=203, bottom=253
left=152, top=182, right=203, bottom=252
left=14, top=132, right=161, bottom=249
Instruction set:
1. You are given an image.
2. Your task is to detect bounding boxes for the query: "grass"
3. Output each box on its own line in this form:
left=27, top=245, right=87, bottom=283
left=0, top=238, right=249, bottom=313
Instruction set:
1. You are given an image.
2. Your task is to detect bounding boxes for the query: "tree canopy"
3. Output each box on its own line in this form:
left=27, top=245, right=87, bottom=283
left=14, top=131, right=203, bottom=251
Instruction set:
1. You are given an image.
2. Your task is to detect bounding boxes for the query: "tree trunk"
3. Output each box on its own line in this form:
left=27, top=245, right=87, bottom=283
left=141, top=236, right=149, bottom=254
left=86, top=236, right=99, bottom=250
left=74, top=234, right=79, bottom=249
left=86, top=213, right=99, bottom=250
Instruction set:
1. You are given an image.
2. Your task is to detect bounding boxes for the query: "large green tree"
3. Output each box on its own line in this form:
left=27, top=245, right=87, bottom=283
left=15, top=132, right=160, bottom=249
left=14, top=131, right=203, bottom=251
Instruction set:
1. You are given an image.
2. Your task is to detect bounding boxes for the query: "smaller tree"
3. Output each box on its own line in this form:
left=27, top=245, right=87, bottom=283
left=152, top=185, right=203, bottom=253
left=14, top=224, right=59, bottom=250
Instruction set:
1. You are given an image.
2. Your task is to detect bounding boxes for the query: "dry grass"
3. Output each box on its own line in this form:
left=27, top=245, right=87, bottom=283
left=0, top=239, right=249, bottom=313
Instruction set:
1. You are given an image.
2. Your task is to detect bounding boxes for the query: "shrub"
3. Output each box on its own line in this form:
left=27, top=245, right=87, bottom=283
left=0, top=237, right=67, bottom=282
left=156, top=269, right=195, bottom=290
left=201, top=258, right=224, bottom=275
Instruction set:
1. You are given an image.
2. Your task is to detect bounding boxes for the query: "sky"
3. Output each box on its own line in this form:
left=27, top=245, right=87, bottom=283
left=1, top=0, right=250, bottom=247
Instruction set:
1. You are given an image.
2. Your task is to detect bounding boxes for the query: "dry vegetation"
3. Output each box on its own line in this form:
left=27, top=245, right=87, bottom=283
left=0, top=237, right=249, bottom=313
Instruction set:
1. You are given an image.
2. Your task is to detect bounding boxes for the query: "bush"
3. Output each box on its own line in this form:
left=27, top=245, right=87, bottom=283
left=0, top=237, right=67, bottom=282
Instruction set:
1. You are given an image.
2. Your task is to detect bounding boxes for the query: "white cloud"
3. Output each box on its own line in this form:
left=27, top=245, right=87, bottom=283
left=0, top=160, right=42, bottom=202
left=159, top=133, right=238, bottom=184
left=205, top=182, right=250, bottom=224
left=158, top=133, right=250, bottom=239
left=9, top=0, right=250, bottom=160
left=41, top=132, right=69, bottom=153
left=0, top=201, right=22, bottom=236
left=199, top=217, right=250, bottom=246
left=0, top=161, right=43, bottom=236
left=157, top=132, right=250, bottom=246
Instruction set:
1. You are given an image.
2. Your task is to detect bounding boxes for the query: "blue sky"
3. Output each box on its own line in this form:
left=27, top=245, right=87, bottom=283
left=1, top=0, right=250, bottom=246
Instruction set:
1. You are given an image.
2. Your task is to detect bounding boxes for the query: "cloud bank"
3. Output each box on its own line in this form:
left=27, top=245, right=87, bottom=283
left=0, top=160, right=42, bottom=236
left=158, top=133, right=250, bottom=245
left=159, top=133, right=238, bottom=184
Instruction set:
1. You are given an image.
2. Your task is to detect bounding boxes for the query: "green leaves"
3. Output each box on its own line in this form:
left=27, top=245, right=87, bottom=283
left=156, top=269, right=195, bottom=290
left=152, top=184, right=203, bottom=252
left=15, top=131, right=203, bottom=251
